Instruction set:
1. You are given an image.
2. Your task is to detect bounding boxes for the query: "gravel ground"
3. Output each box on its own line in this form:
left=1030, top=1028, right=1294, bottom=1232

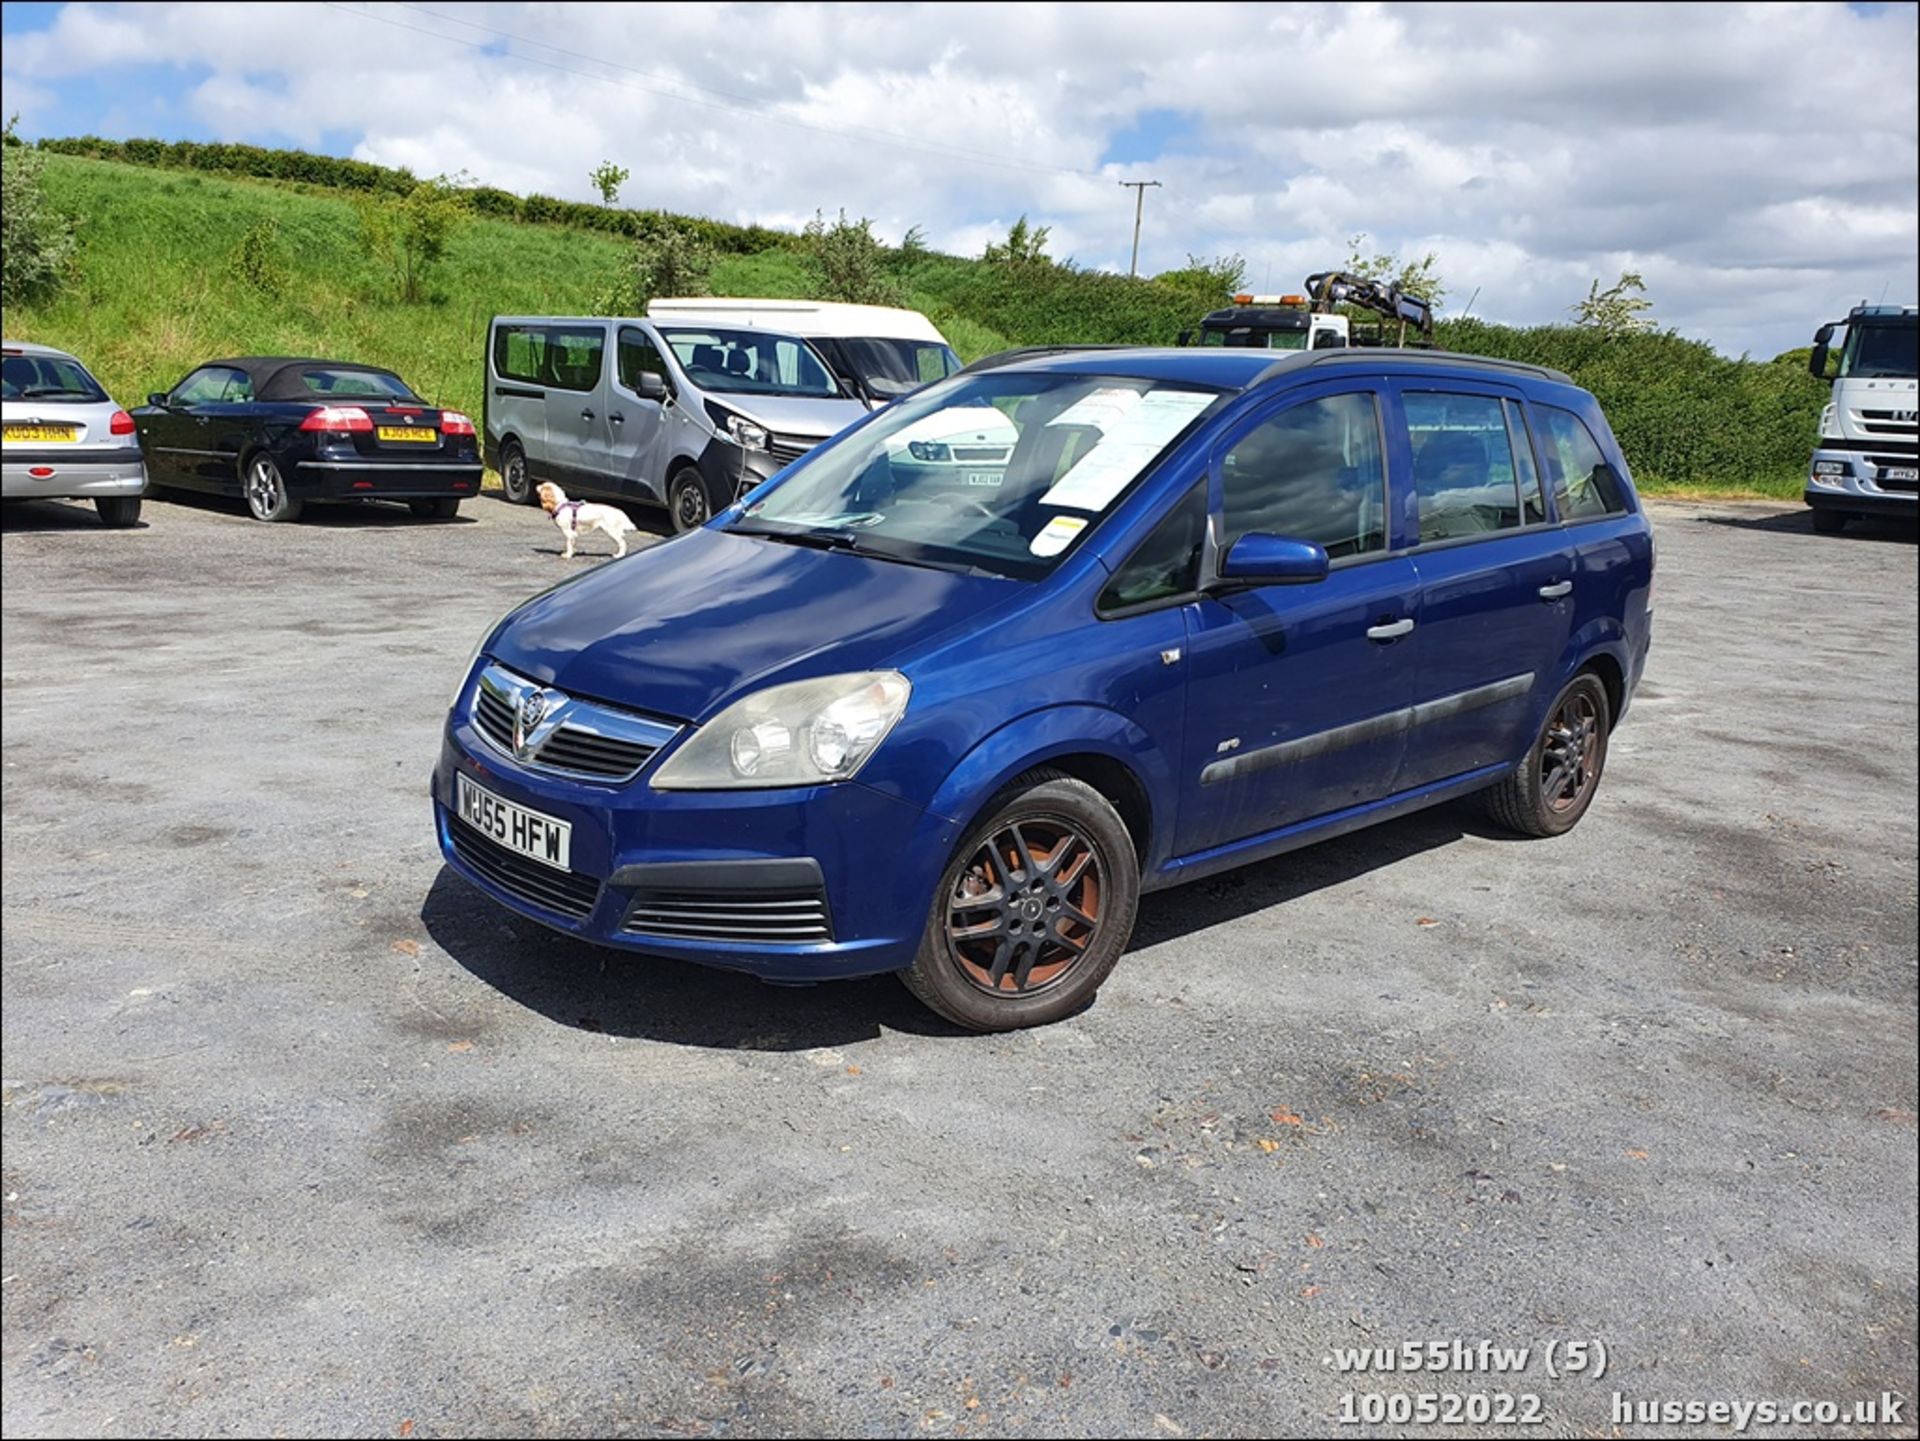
left=3, top=489, right=1915, bottom=1439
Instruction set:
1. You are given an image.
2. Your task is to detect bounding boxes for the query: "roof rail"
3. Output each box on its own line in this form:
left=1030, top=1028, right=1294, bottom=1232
left=1253, top=348, right=1573, bottom=387
left=955, top=344, right=1134, bottom=375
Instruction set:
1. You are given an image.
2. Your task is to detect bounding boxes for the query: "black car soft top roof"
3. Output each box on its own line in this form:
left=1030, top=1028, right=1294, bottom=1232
left=205, top=356, right=413, bottom=402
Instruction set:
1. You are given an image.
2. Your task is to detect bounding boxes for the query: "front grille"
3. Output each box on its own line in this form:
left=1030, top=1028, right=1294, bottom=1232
left=623, top=887, right=834, bottom=942
left=1877, top=475, right=1918, bottom=494
left=951, top=445, right=1010, bottom=463
left=468, top=663, right=679, bottom=783
left=533, top=727, right=660, bottom=777
left=449, top=822, right=600, bottom=920
left=768, top=434, right=818, bottom=467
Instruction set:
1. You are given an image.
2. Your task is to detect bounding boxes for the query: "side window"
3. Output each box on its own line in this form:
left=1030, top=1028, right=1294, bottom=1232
left=221, top=371, right=255, bottom=403
left=172, top=367, right=244, bottom=405
left=543, top=326, right=605, bottom=392
left=494, top=325, right=549, bottom=386
left=1220, top=392, right=1386, bottom=560
left=1504, top=399, right=1547, bottom=524
left=616, top=328, right=670, bottom=395
left=1405, top=391, right=1522, bottom=542
left=918, top=346, right=957, bottom=383
left=1535, top=405, right=1627, bottom=520
left=1099, top=480, right=1206, bottom=612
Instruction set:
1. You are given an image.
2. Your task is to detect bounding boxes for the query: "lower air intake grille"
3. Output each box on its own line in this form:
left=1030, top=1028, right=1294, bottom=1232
left=623, top=887, right=833, bottom=943
left=450, top=821, right=600, bottom=920
left=768, top=434, right=817, bottom=468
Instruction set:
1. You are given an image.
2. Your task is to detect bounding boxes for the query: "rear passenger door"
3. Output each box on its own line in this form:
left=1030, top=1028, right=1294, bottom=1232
left=540, top=323, right=611, bottom=494
left=1175, top=385, right=1420, bottom=856
left=1531, top=400, right=1649, bottom=686
left=1391, top=384, right=1575, bottom=792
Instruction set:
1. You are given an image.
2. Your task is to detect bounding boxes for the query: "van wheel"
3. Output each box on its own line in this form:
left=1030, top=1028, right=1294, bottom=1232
left=1484, top=672, right=1611, bottom=837
left=901, top=768, right=1139, bottom=1032
left=243, top=454, right=302, bottom=522
left=668, top=466, right=716, bottom=533
left=1810, top=508, right=1847, bottom=535
left=95, top=495, right=142, bottom=528
left=500, top=441, right=533, bottom=505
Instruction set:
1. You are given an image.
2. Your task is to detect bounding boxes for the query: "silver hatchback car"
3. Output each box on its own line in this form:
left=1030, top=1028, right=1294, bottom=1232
left=2, top=339, right=147, bottom=527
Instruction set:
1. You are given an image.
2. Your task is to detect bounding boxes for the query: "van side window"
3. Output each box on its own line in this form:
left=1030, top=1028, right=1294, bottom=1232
left=494, top=326, right=548, bottom=387
left=1405, top=391, right=1524, bottom=542
left=544, top=327, right=605, bottom=392
left=1220, top=392, right=1386, bottom=560
left=617, top=328, right=670, bottom=395
left=1505, top=400, right=1547, bottom=524
left=1099, top=480, right=1206, bottom=613
left=1536, top=405, right=1627, bottom=519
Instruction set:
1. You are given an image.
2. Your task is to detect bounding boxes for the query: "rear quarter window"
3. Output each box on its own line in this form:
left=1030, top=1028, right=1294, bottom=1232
left=493, top=326, right=549, bottom=386
left=1535, top=405, right=1628, bottom=519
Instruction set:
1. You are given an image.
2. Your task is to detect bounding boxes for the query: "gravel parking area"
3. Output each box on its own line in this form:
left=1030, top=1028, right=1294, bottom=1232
left=3, top=490, right=1915, bottom=1438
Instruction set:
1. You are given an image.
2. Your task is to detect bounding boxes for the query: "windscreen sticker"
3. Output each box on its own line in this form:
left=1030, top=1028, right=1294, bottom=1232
left=1029, top=514, right=1088, bottom=557
left=1038, top=389, right=1217, bottom=512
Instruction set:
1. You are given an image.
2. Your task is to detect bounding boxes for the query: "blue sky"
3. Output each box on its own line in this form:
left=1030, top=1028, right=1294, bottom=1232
left=4, top=1, right=1916, bottom=358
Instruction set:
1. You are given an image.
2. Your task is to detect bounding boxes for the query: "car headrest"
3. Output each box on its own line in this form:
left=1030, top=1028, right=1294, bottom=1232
left=692, top=345, right=722, bottom=371
left=724, top=349, right=752, bottom=376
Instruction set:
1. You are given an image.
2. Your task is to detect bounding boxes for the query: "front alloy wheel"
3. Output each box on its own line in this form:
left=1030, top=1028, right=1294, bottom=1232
left=902, top=769, right=1138, bottom=1031
left=243, top=455, right=302, bottom=522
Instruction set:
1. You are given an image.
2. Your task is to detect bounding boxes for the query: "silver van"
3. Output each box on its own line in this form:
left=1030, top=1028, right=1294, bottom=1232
left=485, top=317, right=870, bottom=531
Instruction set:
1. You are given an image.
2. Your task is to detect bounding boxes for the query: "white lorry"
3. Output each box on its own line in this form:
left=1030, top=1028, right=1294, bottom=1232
left=1804, top=303, right=1917, bottom=533
left=1184, top=271, right=1435, bottom=352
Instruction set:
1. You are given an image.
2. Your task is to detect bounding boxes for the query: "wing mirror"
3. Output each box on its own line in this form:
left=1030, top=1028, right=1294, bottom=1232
left=1213, top=533, right=1331, bottom=588
left=147, top=392, right=169, bottom=407
left=636, top=372, right=667, bottom=401
left=1808, top=324, right=1835, bottom=381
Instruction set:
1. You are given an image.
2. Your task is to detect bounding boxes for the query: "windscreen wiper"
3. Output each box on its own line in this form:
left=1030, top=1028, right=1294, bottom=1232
left=729, top=520, right=999, bottom=578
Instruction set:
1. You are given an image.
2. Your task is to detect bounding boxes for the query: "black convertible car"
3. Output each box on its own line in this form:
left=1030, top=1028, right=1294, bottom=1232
left=132, top=356, right=483, bottom=522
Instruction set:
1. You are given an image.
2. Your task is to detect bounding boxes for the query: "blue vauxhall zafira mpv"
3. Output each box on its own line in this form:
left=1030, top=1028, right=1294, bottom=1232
left=433, top=346, right=1653, bottom=1031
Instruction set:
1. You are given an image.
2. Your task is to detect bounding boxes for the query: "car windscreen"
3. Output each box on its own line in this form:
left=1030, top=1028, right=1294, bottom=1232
left=1842, top=321, right=1919, bottom=379
left=289, top=367, right=421, bottom=400
left=1, top=353, right=108, bottom=403
left=657, top=327, right=842, bottom=398
left=729, top=370, right=1226, bottom=580
left=833, top=337, right=961, bottom=398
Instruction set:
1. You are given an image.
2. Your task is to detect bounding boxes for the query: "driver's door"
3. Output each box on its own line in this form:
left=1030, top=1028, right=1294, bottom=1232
left=1174, top=386, right=1420, bottom=857
left=143, top=365, right=245, bottom=489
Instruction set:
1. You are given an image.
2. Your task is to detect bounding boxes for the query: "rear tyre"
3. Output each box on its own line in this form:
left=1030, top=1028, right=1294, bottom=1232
left=95, top=495, right=142, bottom=528
left=667, top=465, right=717, bottom=533
left=500, top=441, right=533, bottom=505
left=410, top=498, right=461, bottom=519
left=1483, top=671, right=1611, bottom=838
left=900, top=768, right=1139, bottom=1032
left=1810, top=508, right=1847, bottom=535
left=242, top=454, right=302, bottom=522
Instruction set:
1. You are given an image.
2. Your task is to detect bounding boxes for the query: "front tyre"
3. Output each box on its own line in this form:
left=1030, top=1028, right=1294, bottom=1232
left=667, top=465, right=716, bottom=533
left=901, top=768, right=1139, bottom=1032
left=409, top=498, right=461, bottom=519
left=1484, top=671, right=1611, bottom=837
left=95, top=495, right=141, bottom=528
left=243, top=454, right=302, bottom=522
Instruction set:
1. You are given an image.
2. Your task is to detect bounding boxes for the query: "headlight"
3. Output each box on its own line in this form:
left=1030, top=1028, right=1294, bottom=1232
left=1812, top=460, right=1847, bottom=477
left=908, top=440, right=951, bottom=462
left=651, top=671, right=911, bottom=790
left=724, top=413, right=770, bottom=452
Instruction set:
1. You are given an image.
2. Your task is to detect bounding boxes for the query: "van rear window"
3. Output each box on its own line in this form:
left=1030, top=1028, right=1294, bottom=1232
left=494, top=326, right=549, bottom=386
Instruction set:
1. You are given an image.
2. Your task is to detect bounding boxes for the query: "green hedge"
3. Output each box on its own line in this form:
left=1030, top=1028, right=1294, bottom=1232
left=35, top=135, right=793, bottom=255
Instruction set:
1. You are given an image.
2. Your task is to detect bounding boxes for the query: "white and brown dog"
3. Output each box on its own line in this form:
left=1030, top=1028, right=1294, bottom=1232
left=537, top=482, right=638, bottom=559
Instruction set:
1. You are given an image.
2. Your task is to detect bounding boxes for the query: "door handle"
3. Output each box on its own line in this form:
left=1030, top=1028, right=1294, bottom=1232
left=1538, top=580, right=1573, bottom=601
left=1366, top=618, right=1415, bottom=642
left=609, top=411, right=625, bottom=425
left=580, top=408, right=595, bottom=421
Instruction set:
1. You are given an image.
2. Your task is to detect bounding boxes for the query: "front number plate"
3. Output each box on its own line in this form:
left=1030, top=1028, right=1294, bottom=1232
left=456, top=773, right=571, bottom=870
left=378, top=426, right=437, bottom=443
left=1883, top=466, right=1918, bottom=483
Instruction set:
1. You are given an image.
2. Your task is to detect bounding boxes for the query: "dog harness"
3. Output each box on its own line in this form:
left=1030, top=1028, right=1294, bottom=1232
left=554, top=500, right=585, bottom=528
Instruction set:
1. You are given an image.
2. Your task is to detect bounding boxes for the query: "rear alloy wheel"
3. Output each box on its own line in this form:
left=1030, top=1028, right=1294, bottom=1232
left=667, top=467, right=715, bottom=533
left=1483, top=671, right=1611, bottom=837
left=500, top=441, right=533, bottom=505
left=1810, top=508, right=1847, bottom=535
left=901, top=769, right=1139, bottom=1031
left=410, top=498, right=461, bottom=519
left=243, top=454, right=302, bottom=522
left=95, top=495, right=141, bottom=528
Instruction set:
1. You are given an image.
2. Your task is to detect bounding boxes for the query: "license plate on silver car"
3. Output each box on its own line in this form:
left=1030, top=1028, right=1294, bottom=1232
left=1883, top=466, right=1918, bottom=483
left=456, top=774, right=571, bottom=869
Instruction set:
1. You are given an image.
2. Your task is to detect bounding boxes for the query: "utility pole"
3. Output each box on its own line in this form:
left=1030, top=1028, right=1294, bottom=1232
left=1119, top=179, right=1162, bottom=278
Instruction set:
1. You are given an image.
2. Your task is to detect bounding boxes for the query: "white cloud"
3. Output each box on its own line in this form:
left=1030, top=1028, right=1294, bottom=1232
left=2, top=0, right=1915, bottom=356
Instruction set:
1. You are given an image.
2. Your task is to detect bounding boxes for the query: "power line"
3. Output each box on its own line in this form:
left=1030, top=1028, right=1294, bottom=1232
left=321, top=1, right=1110, bottom=183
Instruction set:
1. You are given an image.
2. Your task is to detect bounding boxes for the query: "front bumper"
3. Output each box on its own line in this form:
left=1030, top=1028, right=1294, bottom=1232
left=429, top=709, right=961, bottom=982
left=1806, top=447, right=1916, bottom=514
left=2, top=448, right=147, bottom=500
